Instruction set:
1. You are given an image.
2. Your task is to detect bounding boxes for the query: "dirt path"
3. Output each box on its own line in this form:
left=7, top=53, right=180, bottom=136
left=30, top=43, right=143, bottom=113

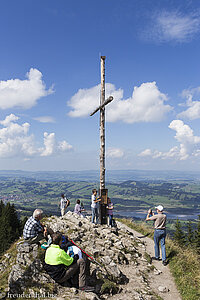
left=118, top=221, right=182, bottom=300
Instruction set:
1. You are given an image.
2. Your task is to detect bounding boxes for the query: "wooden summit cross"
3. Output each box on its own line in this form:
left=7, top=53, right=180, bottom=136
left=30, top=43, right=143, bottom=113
left=90, top=56, right=114, bottom=225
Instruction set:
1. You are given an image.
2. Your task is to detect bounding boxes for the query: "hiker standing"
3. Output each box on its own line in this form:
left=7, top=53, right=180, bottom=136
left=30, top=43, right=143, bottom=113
left=91, top=189, right=101, bottom=224
left=146, top=205, right=167, bottom=266
left=60, top=193, right=70, bottom=217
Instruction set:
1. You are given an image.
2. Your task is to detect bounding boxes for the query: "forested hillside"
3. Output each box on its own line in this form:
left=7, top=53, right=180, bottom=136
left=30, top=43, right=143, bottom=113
left=0, top=201, right=23, bottom=255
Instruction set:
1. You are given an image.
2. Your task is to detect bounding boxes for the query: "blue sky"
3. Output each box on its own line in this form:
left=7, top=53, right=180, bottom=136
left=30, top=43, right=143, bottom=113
left=1, top=0, right=200, bottom=171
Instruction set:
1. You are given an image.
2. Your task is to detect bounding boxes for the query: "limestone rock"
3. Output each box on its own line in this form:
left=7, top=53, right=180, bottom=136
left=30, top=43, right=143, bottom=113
left=154, top=268, right=162, bottom=275
left=158, top=286, right=169, bottom=293
left=1, top=213, right=172, bottom=299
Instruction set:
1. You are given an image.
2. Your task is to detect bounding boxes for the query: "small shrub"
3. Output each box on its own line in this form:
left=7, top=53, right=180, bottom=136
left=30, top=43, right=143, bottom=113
left=144, top=252, right=152, bottom=264
left=100, top=279, right=118, bottom=295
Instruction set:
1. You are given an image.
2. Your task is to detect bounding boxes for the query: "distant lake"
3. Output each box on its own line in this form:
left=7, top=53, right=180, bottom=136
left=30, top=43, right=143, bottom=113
left=116, top=210, right=200, bottom=221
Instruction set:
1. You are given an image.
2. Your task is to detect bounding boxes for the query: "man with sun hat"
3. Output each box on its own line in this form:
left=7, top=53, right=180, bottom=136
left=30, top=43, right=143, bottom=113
left=146, top=205, right=167, bottom=266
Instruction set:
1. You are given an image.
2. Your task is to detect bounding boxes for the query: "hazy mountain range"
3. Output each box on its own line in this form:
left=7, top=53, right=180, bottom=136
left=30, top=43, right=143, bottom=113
left=0, top=169, right=200, bottom=182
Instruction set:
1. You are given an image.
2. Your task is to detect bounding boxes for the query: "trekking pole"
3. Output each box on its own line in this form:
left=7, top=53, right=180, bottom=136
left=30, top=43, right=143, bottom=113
left=70, top=239, right=104, bottom=269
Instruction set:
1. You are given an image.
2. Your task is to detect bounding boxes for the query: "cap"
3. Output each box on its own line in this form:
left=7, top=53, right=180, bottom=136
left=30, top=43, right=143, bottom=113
left=155, top=205, right=164, bottom=212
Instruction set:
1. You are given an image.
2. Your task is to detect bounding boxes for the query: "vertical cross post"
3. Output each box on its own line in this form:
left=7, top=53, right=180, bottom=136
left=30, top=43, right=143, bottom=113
left=100, top=56, right=106, bottom=191
left=99, top=56, right=106, bottom=224
left=90, top=56, right=113, bottom=225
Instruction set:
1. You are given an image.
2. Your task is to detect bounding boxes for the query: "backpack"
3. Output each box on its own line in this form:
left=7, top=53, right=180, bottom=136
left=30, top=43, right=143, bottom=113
left=60, top=235, right=73, bottom=252
left=65, top=199, right=70, bottom=208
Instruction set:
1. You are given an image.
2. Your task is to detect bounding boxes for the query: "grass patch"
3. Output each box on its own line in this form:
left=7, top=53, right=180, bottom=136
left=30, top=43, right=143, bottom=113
left=119, top=218, right=200, bottom=300
left=37, top=246, right=45, bottom=261
left=153, top=295, right=163, bottom=300
left=0, top=241, right=18, bottom=292
left=117, top=218, right=154, bottom=239
left=147, top=265, right=155, bottom=272
left=167, top=239, right=200, bottom=300
left=100, top=279, right=118, bottom=294
left=144, top=252, right=152, bottom=264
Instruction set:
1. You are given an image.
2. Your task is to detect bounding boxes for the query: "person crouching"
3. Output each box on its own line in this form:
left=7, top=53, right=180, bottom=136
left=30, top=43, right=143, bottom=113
left=44, top=232, right=94, bottom=292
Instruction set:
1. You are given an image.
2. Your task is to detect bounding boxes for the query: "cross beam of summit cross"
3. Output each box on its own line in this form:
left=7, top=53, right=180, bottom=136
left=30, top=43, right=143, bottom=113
left=90, top=56, right=114, bottom=225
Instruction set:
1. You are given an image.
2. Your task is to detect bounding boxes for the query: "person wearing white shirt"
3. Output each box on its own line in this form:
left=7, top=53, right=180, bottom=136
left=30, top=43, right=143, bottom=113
left=60, top=193, right=69, bottom=217
left=91, top=189, right=101, bottom=224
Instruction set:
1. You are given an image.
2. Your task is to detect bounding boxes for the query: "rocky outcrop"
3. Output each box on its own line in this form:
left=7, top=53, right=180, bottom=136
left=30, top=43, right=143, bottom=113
left=8, top=243, right=53, bottom=295
left=0, top=212, right=164, bottom=299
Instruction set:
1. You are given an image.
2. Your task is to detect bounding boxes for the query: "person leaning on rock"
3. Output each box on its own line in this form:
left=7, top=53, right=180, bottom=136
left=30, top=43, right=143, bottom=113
left=23, top=209, right=54, bottom=245
left=43, top=232, right=94, bottom=292
left=146, top=205, right=167, bottom=266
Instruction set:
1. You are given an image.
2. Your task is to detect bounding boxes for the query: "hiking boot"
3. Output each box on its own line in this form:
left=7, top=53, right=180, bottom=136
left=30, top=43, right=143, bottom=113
left=79, top=285, right=95, bottom=292
left=60, top=281, right=72, bottom=288
left=162, top=260, right=168, bottom=266
left=152, top=257, right=161, bottom=261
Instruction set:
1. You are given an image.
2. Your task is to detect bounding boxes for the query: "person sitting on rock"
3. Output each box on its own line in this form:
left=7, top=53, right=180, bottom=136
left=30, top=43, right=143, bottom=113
left=74, top=199, right=85, bottom=217
left=23, top=209, right=54, bottom=245
left=43, top=232, right=94, bottom=292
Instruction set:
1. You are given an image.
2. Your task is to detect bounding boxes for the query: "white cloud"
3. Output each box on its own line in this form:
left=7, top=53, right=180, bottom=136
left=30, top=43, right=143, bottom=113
left=147, top=11, right=200, bottom=43
left=0, top=113, right=19, bottom=126
left=106, top=148, right=124, bottom=158
left=0, top=114, right=72, bottom=158
left=178, top=87, right=200, bottom=120
left=58, top=140, right=73, bottom=152
left=68, top=82, right=172, bottom=123
left=179, top=102, right=200, bottom=120
left=0, top=115, right=35, bottom=157
left=138, top=149, right=164, bottom=159
left=68, top=83, right=123, bottom=118
left=0, top=68, right=53, bottom=109
left=33, top=116, right=56, bottom=123
left=169, top=120, right=200, bottom=160
left=139, top=120, right=200, bottom=161
left=40, top=132, right=55, bottom=157
left=40, top=133, right=73, bottom=157
left=138, top=149, right=152, bottom=157
left=163, top=146, right=180, bottom=159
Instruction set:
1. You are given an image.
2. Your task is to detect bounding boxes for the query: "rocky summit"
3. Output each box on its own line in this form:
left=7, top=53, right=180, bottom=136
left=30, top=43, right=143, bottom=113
left=0, top=212, right=167, bottom=300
